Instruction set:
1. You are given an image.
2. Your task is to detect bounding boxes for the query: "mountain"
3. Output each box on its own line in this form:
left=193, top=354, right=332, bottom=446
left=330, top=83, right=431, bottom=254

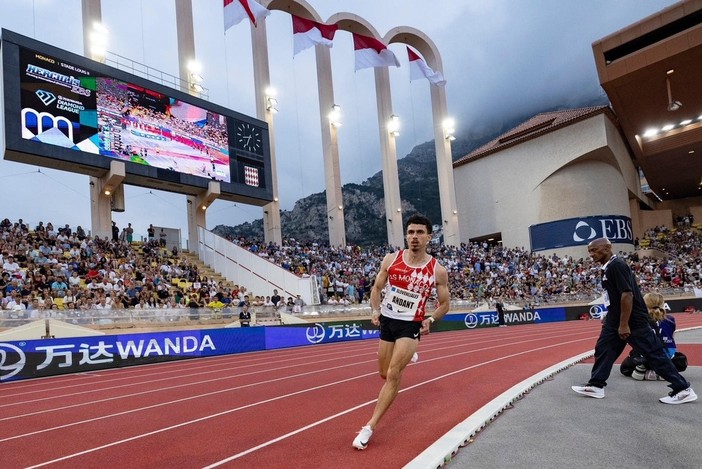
left=213, top=99, right=608, bottom=245
left=212, top=134, right=490, bottom=245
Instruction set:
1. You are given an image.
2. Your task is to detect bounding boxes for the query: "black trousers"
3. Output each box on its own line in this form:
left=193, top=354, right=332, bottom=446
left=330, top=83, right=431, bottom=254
left=589, top=323, right=689, bottom=392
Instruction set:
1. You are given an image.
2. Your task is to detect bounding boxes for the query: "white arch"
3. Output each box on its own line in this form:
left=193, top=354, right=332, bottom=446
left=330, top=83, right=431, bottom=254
left=384, top=26, right=460, bottom=245
left=326, top=12, right=405, bottom=246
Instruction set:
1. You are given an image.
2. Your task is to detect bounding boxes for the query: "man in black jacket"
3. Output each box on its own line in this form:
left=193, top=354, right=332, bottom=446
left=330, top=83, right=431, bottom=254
left=571, top=237, right=696, bottom=404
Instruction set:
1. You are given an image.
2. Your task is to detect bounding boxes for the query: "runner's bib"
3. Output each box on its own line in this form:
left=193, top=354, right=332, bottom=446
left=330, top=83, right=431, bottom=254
left=383, top=286, right=420, bottom=317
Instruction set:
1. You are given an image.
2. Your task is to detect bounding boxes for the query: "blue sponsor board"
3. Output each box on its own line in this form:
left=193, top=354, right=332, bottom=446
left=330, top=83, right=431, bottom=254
left=0, top=328, right=265, bottom=382
left=443, top=307, right=566, bottom=329
left=3, top=307, right=581, bottom=382
left=0, top=323, right=383, bottom=382
left=529, top=215, right=633, bottom=251
left=265, top=322, right=380, bottom=349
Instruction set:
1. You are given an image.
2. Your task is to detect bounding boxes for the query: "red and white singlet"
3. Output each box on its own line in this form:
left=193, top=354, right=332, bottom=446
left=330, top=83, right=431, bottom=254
left=380, top=249, right=437, bottom=322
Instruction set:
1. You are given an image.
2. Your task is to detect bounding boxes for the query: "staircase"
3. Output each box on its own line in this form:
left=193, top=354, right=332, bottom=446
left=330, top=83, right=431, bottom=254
left=180, top=251, right=236, bottom=288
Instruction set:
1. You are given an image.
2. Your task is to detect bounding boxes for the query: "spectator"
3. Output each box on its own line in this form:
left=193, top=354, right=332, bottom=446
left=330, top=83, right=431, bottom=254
left=293, top=294, right=305, bottom=313
left=239, top=303, right=251, bottom=327
left=271, top=289, right=281, bottom=307
left=125, top=223, right=134, bottom=244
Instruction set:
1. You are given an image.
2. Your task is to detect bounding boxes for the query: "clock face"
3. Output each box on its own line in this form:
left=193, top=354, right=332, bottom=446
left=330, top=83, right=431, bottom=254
left=235, top=122, right=263, bottom=154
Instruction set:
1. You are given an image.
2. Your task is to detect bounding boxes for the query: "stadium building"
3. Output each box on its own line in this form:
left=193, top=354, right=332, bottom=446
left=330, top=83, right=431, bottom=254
left=454, top=0, right=702, bottom=257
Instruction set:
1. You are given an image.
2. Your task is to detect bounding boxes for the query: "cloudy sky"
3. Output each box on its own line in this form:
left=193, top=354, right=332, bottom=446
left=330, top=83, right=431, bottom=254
left=0, top=0, right=676, bottom=243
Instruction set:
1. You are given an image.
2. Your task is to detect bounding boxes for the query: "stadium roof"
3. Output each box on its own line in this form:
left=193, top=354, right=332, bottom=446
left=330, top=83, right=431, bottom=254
left=592, top=0, right=702, bottom=201
left=453, top=106, right=614, bottom=166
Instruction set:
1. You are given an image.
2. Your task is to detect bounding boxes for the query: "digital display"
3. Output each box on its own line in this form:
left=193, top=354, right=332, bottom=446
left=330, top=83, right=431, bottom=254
left=2, top=28, right=272, bottom=203
left=19, top=47, right=232, bottom=183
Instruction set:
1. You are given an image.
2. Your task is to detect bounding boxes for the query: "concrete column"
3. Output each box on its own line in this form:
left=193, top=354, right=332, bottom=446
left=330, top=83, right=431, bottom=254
left=629, top=197, right=642, bottom=241
left=374, top=67, right=404, bottom=247
left=81, top=0, right=116, bottom=240
left=90, top=160, right=126, bottom=240
left=315, top=45, right=346, bottom=247
left=430, top=84, right=460, bottom=246
left=187, top=181, right=221, bottom=251
left=251, top=19, right=282, bottom=245
left=175, top=0, right=196, bottom=96
left=174, top=0, right=215, bottom=249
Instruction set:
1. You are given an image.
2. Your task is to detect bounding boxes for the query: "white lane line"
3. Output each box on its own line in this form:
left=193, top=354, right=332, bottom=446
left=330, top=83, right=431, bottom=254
left=203, top=336, right=594, bottom=467
left=21, top=330, right=597, bottom=467
left=405, top=351, right=594, bottom=469
left=2, top=325, right=575, bottom=408
left=0, top=360, right=377, bottom=441
left=0, top=343, right=370, bottom=398
left=23, top=370, right=378, bottom=469
left=2, top=328, right=593, bottom=425
left=0, top=347, right=377, bottom=407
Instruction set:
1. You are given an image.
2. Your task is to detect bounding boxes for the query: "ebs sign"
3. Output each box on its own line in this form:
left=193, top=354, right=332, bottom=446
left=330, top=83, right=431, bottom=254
left=529, top=215, right=633, bottom=251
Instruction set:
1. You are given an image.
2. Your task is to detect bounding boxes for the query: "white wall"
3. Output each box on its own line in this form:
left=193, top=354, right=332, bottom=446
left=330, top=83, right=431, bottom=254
left=454, top=113, right=640, bottom=253
left=197, top=227, right=316, bottom=305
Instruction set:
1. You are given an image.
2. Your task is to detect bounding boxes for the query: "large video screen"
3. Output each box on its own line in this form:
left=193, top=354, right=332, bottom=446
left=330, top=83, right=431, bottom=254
left=2, top=29, right=271, bottom=203
left=19, top=47, right=232, bottom=183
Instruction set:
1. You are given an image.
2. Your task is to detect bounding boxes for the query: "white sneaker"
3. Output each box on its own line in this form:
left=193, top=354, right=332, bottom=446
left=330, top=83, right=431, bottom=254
left=352, top=425, right=373, bottom=450
left=659, top=387, right=697, bottom=405
left=571, top=384, right=605, bottom=399
left=411, top=352, right=419, bottom=363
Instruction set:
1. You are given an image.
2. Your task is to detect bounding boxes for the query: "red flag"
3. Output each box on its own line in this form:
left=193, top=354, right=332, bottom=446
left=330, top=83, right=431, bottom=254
left=224, top=0, right=270, bottom=30
left=292, top=15, right=338, bottom=55
left=407, top=47, right=446, bottom=86
left=352, top=33, right=400, bottom=71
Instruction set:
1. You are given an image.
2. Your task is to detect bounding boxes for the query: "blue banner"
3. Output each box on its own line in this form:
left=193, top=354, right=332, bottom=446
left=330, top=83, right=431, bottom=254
left=0, top=322, right=383, bottom=382
left=443, top=307, right=566, bottom=328
left=265, top=321, right=380, bottom=349
left=529, top=215, right=633, bottom=251
left=1, top=309, right=579, bottom=382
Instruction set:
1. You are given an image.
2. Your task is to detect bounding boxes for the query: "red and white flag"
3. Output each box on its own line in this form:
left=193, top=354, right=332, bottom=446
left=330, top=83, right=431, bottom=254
left=292, top=15, right=338, bottom=56
left=352, top=33, right=400, bottom=71
left=244, top=166, right=259, bottom=187
left=224, top=0, right=270, bottom=30
left=407, top=47, right=446, bottom=86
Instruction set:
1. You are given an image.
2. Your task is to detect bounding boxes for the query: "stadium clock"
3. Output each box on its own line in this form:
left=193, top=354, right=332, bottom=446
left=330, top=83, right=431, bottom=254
left=234, top=122, right=263, bottom=155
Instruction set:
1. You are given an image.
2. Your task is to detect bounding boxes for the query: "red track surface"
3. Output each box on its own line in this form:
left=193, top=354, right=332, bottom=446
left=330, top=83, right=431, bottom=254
left=3, top=316, right=702, bottom=468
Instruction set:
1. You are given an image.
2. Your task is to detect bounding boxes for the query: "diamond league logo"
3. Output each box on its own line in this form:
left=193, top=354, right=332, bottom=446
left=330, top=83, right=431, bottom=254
left=35, top=89, right=57, bottom=106
left=0, top=342, right=26, bottom=380
left=573, top=220, right=597, bottom=242
left=305, top=323, right=326, bottom=344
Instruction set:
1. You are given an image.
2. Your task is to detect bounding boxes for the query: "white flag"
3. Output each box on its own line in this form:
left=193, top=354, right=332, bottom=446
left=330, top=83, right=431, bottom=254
left=353, top=33, right=400, bottom=71
left=407, top=46, right=446, bottom=86
left=224, top=0, right=270, bottom=30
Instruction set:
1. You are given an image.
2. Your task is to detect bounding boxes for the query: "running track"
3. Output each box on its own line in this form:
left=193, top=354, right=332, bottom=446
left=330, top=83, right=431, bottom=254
left=3, top=316, right=702, bottom=468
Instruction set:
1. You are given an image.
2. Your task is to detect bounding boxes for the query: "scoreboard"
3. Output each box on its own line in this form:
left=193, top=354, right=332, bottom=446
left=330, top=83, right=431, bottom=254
left=1, top=29, right=272, bottom=205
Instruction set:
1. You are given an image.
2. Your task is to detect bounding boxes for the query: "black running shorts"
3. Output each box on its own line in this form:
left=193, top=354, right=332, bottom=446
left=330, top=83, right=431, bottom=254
left=379, top=314, right=422, bottom=342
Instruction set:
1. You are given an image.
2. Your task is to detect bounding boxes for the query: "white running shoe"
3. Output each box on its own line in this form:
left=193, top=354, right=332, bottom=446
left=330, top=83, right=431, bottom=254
left=411, top=352, right=419, bottom=363
left=659, top=387, right=697, bottom=405
left=571, top=384, right=605, bottom=399
left=352, top=425, right=373, bottom=450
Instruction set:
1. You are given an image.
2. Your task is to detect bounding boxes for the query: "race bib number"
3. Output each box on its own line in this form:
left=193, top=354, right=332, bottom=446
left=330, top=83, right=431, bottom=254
left=383, top=286, right=420, bottom=316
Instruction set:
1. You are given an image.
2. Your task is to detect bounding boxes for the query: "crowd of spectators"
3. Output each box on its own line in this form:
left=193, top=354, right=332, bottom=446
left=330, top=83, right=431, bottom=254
left=0, top=218, right=254, bottom=324
left=2, top=217, right=701, bottom=327
left=228, top=221, right=702, bottom=307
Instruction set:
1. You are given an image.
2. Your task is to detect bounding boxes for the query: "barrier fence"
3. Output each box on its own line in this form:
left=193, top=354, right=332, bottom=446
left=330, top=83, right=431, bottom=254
left=3, top=296, right=702, bottom=382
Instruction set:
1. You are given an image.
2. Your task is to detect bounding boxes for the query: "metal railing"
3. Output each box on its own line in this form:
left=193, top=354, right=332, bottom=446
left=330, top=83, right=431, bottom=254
left=1, top=287, right=696, bottom=332
left=103, top=51, right=209, bottom=100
